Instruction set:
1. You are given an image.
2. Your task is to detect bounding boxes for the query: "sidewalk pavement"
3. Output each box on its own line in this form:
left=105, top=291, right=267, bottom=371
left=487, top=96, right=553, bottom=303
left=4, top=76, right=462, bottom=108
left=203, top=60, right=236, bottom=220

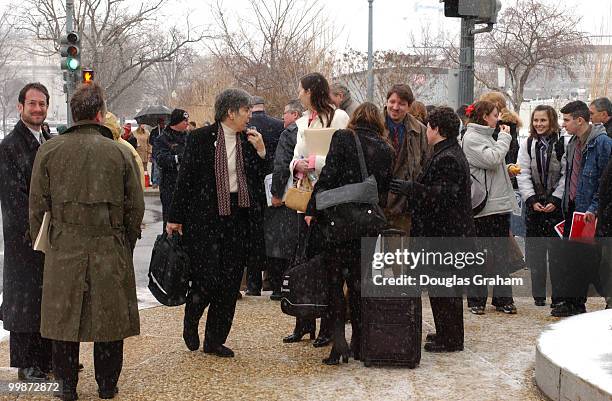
left=0, top=294, right=605, bottom=401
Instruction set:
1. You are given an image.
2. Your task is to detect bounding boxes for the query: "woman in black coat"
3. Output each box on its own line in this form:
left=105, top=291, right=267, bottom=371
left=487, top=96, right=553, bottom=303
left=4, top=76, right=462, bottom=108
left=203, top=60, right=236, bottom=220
left=305, top=102, right=395, bottom=364
left=166, top=88, right=271, bottom=357
left=390, top=106, right=475, bottom=352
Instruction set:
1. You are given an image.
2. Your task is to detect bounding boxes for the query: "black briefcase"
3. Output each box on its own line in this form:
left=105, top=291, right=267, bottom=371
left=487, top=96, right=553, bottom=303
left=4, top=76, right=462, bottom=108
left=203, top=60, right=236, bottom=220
left=147, top=232, right=190, bottom=306
left=280, top=227, right=328, bottom=319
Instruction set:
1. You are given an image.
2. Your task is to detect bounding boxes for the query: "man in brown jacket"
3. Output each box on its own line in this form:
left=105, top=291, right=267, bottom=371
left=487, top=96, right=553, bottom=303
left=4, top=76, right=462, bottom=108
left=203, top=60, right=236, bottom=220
left=29, top=83, right=144, bottom=400
left=383, top=83, right=430, bottom=233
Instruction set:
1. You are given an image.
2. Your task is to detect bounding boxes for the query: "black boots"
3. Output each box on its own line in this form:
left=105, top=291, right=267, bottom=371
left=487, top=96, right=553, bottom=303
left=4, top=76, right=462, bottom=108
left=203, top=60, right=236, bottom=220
left=283, top=319, right=316, bottom=343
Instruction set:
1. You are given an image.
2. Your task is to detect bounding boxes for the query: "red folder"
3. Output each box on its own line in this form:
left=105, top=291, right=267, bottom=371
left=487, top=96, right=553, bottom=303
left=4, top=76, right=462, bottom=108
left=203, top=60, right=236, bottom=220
left=569, top=212, right=597, bottom=239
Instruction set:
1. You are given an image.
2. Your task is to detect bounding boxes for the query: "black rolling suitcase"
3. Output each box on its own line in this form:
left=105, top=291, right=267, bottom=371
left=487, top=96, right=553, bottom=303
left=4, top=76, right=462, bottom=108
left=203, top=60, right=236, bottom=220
left=361, top=229, right=422, bottom=368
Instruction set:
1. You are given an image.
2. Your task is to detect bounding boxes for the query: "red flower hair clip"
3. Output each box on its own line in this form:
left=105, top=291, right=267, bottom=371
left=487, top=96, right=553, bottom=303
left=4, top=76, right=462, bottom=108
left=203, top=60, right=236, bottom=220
left=465, top=103, right=475, bottom=117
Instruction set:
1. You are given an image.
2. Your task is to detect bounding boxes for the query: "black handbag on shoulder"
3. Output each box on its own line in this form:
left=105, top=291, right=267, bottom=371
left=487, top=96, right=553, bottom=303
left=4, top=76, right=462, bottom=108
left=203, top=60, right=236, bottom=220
left=148, top=232, right=190, bottom=306
left=280, top=228, right=328, bottom=319
left=315, top=132, right=387, bottom=243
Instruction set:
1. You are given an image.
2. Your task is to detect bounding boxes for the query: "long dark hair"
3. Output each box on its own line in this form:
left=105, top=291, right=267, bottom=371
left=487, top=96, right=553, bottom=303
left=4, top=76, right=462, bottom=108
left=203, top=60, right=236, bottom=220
left=529, top=105, right=560, bottom=138
left=300, top=72, right=335, bottom=126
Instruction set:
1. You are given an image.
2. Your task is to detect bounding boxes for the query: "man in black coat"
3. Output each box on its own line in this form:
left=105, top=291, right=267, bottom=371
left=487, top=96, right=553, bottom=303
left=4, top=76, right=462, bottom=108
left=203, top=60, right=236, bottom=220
left=391, top=106, right=475, bottom=353
left=149, top=118, right=165, bottom=188
left=166, top=88, right=271, bottom=357
left=244, top=96, right=284, bottom=295
left=589, top=97, right=612, bottom=138
left=265, top=100, right=303, bottom=300
left=0, top=83, right=53, bottom=380
left=154, top=109, right=189, bottom=231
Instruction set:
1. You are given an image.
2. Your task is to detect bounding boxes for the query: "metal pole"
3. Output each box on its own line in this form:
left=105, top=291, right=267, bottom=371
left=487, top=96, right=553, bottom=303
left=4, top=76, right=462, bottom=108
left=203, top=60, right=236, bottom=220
left=366, top=0, right=374, bottom=102
left=66, top=0, right=74, bottom=126
left=458, top=17, right=475, bottom=107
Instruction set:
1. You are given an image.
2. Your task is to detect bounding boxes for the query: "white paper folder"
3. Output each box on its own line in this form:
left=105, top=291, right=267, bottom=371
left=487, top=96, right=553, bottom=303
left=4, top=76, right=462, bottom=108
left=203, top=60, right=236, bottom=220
left=304, top=128, right=336, bottom=156
left=33, top=211, right=50, bottom=253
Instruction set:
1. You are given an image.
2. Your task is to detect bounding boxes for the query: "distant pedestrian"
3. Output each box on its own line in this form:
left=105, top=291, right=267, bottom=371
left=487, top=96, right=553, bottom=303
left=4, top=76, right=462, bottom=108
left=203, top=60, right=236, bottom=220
left=122, top=122, right=138, bottom=149
left=154, top=109, right=189, bottom=230
left=104, top=112, right=146, bottom=189
left=29, top=82, right=144, bottom=400
left=0, top=82, right=53, bottom=382
left=149, top=118, right=165, bottom=188
left=166, top=88, right=270, bottom=358
left=134, top=123, right=152, bottom=173
left=330, top=82, right=359, bottom=117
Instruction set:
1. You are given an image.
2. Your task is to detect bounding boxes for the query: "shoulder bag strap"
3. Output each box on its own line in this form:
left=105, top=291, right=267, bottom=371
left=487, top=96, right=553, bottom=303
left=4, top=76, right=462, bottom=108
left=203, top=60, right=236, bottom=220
left=353, top=132, right=368, bottom=182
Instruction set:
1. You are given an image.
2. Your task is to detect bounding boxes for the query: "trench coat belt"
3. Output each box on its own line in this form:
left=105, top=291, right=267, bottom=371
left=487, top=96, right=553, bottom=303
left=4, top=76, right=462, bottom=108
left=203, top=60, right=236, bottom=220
left=52, top=220, right=126, bottom=238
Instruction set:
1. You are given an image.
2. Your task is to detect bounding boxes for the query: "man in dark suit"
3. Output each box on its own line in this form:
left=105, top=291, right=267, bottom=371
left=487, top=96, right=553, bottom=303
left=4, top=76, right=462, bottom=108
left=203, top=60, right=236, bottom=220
left=391, top=106, right=475, bottom=353
left=0, top=83, right=53, bottom=380
left=244, top=96, right=284, bottom=295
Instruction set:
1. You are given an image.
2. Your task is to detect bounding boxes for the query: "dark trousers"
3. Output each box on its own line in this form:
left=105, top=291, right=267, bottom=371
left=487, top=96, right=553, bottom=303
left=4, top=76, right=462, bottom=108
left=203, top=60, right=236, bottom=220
left=184, top=201, right=247, bottom=347
left=9, top=331, right=52, bottom=370
left=326, top=240, right=362, bottom=350
left=160, top=181, right=177, bottom=232
left=246, top=265, right=262, bottom=292
left=429, top=296, right=463, bottom=347
left=268, top=257, right=289, bottom=294
left=53, top=340, right=123, bottom=393
left=554, top=201, right=601, bottom=307
left=525, top=208, right=563, bottom=302
left=467, top=214, right=514, bottom=307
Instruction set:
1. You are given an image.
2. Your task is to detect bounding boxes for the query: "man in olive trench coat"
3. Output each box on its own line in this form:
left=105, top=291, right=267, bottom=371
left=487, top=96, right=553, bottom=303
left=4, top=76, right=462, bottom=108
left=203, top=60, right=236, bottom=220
left=29, top=83, right=144, bottom=400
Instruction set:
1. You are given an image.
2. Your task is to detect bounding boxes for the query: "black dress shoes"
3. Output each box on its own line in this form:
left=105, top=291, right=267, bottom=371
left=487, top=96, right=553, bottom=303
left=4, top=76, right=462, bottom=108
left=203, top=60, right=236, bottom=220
left=244, top=289, right=261, bottom=296
left=312, top=335, right=331, bottom=348
left=425, top=332, right=438, bottom=343
left=183, top=325, right=200, bottom=351
left=98, top=386, right=119, bottom=399
left=203, top=344, right=235, bottom=358
left=270, top=292, right=283, bottom=301
left=18, top=366, right=48, bottom=381
left=424, top=342, right=463, bottom=353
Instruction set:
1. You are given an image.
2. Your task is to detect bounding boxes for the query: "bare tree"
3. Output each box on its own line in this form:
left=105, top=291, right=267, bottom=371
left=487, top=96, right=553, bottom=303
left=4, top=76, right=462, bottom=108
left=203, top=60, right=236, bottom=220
left=208, top=0, right=337, bottom=116
left=16, top=0, right=207, bottom=115
left=0, top=9, right=23, bottom=134
left=334, top=27, right=448, bottom=107
left=473, top=0, right=588, bottom=111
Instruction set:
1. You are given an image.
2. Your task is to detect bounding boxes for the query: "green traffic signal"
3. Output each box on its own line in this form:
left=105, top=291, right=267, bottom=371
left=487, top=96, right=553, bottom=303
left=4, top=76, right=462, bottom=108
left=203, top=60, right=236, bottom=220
left=66, top=57, right=80, bottom=71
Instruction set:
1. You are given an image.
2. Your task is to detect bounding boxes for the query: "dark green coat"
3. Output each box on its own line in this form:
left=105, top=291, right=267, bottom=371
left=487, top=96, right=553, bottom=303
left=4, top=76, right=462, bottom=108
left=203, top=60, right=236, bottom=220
left=29, top=121, right=145, bottom=342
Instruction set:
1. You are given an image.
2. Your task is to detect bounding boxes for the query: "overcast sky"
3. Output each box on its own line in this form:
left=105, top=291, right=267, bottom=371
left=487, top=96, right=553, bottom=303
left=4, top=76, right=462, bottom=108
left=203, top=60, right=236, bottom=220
left=178, top=0, right=612, bottom=53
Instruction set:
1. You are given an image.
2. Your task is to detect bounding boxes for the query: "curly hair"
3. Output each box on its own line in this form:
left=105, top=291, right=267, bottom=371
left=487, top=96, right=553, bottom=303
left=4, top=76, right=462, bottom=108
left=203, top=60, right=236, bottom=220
left=427, top=106, right=461, bottom=139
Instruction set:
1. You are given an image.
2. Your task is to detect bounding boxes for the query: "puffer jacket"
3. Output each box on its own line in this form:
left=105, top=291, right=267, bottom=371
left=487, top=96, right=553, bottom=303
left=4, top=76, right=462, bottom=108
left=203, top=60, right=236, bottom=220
left=462, top=123, right=517, bottom=218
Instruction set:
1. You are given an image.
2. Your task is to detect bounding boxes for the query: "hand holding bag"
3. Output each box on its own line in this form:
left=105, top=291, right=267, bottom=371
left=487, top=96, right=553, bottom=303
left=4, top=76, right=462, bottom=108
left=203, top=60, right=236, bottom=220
left=285, top=176, right=313, bottom=213
left=315, top=132, right=387, bottom=243
left=147, top=232, right=190, bottom=306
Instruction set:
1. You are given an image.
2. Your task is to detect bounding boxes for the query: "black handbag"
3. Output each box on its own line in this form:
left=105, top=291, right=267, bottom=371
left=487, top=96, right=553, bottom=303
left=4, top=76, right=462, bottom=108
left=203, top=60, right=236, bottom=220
left=280, top=228, right=328, bottom=319
left=315, top=132, right=387, bottom=243
left=147, top=232, right=190, bottom=306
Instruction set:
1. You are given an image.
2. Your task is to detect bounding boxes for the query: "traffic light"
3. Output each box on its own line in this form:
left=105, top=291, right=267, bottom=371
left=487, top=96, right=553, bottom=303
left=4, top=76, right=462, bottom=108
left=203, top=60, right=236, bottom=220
left=60, top=31, right=80, bottom=72
left=442, top=0, right=502, bottom=23
left=82, top=69, right=94, bottom=84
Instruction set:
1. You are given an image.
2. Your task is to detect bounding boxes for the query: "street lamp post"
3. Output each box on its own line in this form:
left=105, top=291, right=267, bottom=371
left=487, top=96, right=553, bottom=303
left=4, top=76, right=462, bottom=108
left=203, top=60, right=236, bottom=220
left=367, top=0, right=374, bottom=102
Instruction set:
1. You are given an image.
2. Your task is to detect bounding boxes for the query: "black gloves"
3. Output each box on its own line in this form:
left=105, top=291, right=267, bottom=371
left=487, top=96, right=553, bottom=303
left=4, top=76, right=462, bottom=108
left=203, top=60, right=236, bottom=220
left=389, top=179, right=413, bottom=197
